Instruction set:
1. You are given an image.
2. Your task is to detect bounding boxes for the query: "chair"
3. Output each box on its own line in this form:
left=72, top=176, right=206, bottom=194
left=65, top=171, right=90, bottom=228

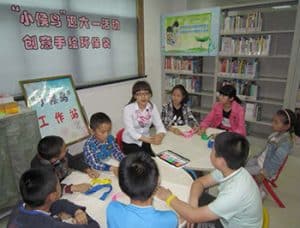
left=262, top=156, right=288, bottom=208
left=116, top=128, right=125, bottom=151
left=262, top=207, right=269, bottom=228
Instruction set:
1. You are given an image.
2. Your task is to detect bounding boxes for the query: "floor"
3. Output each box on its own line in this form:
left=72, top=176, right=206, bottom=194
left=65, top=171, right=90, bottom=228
left=248, top=136, right=300, bottom=228
left=1, top=137, right=299, bottom=228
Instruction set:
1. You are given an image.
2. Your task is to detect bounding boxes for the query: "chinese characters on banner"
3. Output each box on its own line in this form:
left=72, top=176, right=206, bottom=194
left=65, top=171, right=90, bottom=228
left=21, top=76, right=89, bottom=144
left=10, top=4, right=121, bottom=50
left=162, top=8, right=220, bottom=56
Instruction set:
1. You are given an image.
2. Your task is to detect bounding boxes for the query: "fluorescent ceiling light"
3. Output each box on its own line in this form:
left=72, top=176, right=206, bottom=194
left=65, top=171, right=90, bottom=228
left=272, top=5, right=291, bottom=9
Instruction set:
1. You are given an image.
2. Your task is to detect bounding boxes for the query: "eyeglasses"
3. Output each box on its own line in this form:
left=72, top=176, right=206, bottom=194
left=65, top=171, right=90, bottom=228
left=135, top=92, right=150, bottom=97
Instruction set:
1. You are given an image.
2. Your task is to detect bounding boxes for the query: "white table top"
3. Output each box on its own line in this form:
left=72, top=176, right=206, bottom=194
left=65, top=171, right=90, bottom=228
left=152, top=127, right=224, bottom=171
left=62, top=158, right=193, bottom=228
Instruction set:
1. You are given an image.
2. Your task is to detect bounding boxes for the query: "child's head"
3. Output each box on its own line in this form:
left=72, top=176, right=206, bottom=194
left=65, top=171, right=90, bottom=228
left=118, top=152, right=159, bottom=202
left=218, top=84, right=241, bottom=105
left=129, top=80, right=153, bottom=105
left=171, top=84, right=189, bottom=106
left=273, top=109, right=300, bottom=136
left=211, top=132, right=249, bottom=170
left=90, top=112, right=112, bottom=143
left=20, top=168, right=60, bottom=208
left=38, top=136, right=66, bottom=163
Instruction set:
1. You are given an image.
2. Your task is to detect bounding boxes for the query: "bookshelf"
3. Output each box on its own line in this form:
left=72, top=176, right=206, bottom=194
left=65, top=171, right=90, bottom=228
left=216, top=1, right=299, bottom=137
left=163, top=56, right=216, bottom=120
left=161, top=1, right=300, bottom=137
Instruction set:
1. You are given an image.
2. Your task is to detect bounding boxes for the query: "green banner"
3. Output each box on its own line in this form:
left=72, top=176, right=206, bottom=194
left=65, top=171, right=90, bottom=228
left=162, top=8, right=220, bottom=56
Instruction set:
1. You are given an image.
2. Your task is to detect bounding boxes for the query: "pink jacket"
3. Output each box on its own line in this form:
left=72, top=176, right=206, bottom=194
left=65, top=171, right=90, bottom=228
left=200, top=101, right=246, bottom=136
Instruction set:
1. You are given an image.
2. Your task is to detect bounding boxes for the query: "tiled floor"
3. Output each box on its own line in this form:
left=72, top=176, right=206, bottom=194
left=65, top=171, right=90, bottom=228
left=248, top=136, right=300, bottom=228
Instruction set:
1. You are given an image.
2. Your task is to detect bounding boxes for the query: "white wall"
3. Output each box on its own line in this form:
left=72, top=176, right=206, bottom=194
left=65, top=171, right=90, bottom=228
left=77, top=0, right=187, bottom=135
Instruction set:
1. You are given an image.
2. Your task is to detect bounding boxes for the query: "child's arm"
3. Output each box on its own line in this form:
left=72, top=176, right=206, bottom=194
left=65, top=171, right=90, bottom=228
left=110, top=137, right=125, bottom=162
left=186, top=105, right=199, bottom=128
left=50, top=199, right=99, bottom=227
left=156, top=187, right=219, bottom=224
left=83, top=144, right=111, bottom=171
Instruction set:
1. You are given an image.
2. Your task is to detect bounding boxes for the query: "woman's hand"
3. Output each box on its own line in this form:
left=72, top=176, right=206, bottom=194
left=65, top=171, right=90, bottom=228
left=196, top=127, right=206, bottom=135
left=152, top=133, right=165, bottom=145
left=169, top=127, right=182, bottom=135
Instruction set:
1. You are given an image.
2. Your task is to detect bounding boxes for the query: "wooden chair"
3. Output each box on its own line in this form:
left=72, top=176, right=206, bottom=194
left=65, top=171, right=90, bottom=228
left=116, top=128, right=125, bottom=151
left=262, top=156, right=288, bottom=208
left=262, top=207, right=270, bottom=228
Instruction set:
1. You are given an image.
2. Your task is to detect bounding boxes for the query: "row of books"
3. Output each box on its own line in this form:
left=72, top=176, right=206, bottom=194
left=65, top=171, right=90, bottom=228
left=222, top=11, right=262, bottom=33
left=165, top=76, right=202, bottom=93
left=217, top=79, right=259, bottom=100
left=219, top=58, right=258, bottom=78
left=245, top=103, right=262, bottom=121
left=220, top=36, right=271, bottom=56
left=164, top=56, right=203, bottom=73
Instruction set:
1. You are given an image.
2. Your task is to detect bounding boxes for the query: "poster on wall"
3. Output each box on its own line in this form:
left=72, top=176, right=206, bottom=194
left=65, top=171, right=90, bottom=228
left=161, top=7, right=220, bottom=56
left=20, top=75, right=89, bottom=145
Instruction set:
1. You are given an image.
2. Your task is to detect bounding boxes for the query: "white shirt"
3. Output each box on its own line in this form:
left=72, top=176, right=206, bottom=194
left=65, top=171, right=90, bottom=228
left=122, top=102, right=166, bottom=146
left=208, top=168, right=262, bottom=228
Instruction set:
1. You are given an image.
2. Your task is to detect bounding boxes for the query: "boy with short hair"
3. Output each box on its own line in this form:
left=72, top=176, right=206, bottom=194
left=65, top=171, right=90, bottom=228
left=8, top=168, right=99, bottom=228
left=106, top=153, right=178, bottom=228
left=31, top=135, right=99, bottom=194
left=157, top=132, right=263, bottom=228
left=83, top=112, right=125, bottom=176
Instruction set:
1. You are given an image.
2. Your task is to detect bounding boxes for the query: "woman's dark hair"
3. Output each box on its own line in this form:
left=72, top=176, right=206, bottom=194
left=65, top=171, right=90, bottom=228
left=276, top=109, right=300, bottom=136
left=38, top=136, right=64, bottom=160
left=118, top=152, right=159, bottom=201
left=214, top=132, right=249, bottom=169
left=219, top=84, right=242, bottom=104
left=128, top=80, right=153, bottom=104
left=20, top=168, right=58, bottom=208
left=171, top=84, right=189, bottom=105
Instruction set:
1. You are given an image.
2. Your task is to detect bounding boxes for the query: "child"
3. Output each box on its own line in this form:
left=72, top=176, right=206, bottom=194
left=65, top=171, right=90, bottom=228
left=156, top=132, right=262, bottom=228
left=8, top=168, right=99, bottom=228
left=161, top=84, right=199, bottom=135
left=198, top=84, right=246, bottom=136
left=106, top=152, right=178, bottom=228
left=31, top=136, right=98, bottom=194
left=246, top=109, right=300, bottom=183
left=122, top=80, right=166, bottom=156
left=83, top=112, right=124, bottom=176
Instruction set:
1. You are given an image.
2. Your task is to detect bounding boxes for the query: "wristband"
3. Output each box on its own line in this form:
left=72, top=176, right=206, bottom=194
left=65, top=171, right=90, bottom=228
left=166, top=194, right=176, bottom=207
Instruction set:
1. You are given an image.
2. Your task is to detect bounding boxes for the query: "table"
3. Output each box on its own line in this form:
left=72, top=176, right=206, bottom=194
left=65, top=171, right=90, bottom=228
left=62, top=158, right=193, bottom=227
left=152, top=126, right=225, bottom=171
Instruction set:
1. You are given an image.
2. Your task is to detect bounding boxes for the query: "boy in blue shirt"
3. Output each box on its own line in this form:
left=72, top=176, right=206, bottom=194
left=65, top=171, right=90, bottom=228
left=157, top=132, right=262, bottom=228
left=83, top=112, right=124, bottom=176
left=106, top=153, right=178, bottom=228
left=8, top=168, right=99, bottom=228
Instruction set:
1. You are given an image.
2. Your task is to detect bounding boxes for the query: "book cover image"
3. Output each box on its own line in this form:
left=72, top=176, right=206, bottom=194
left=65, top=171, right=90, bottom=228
left=157, top=150, right=190, bottom=167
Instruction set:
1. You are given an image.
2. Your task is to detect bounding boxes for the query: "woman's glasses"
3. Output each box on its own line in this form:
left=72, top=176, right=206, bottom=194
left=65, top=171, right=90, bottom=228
left=135, top=91, right=150, bottom=97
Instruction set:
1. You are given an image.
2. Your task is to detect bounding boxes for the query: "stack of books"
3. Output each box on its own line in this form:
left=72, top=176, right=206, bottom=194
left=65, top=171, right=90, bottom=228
left=222, top=10, right=262, bottom=33
left=220, top=36, right=271, bottom=56
left=164, top=56, right=203, bottom=73
left=219, top=58, right=258, bottom=78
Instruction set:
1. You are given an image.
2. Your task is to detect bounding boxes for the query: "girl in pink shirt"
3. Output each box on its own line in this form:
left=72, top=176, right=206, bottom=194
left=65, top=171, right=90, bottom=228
left=199, top=84, right=246, bottom=136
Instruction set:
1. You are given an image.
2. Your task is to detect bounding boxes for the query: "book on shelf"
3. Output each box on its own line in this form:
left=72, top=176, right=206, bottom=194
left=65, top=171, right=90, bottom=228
left=165, top=75, right=202, bottom=94
left=222, top=10, right=262, bottom=33
left=220, top=36, right=271, bottom=56
left=218, top=58, right=258, bottom=78
left=217, top=79, right=259, bottom=100
left=164, top=56, right=203, bottom=73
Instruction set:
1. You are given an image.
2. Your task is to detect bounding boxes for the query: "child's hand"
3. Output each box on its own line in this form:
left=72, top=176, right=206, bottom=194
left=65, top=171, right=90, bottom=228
left=74, top=209, right=88, bottom=225
left=197, top=127, right=206, bottom=135
left=71, top=183, right=91, bottom=193
left=156, top=186, right=172, bottom=201
left=170, top=127, right=182, bottom=135
left=85, top=168, right=100, bottom=178
left=110, top=166, right=119, bottom=177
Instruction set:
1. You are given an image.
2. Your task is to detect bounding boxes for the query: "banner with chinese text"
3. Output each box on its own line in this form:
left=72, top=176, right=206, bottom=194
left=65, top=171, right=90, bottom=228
left=161, top=8, right=220, bottom=56
left=20, top=75, right=89, bottom=145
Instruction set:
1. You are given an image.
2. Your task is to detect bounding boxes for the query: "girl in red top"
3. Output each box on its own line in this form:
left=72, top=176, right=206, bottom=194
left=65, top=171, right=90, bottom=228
left=199, top=84, right=246, bottom=136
